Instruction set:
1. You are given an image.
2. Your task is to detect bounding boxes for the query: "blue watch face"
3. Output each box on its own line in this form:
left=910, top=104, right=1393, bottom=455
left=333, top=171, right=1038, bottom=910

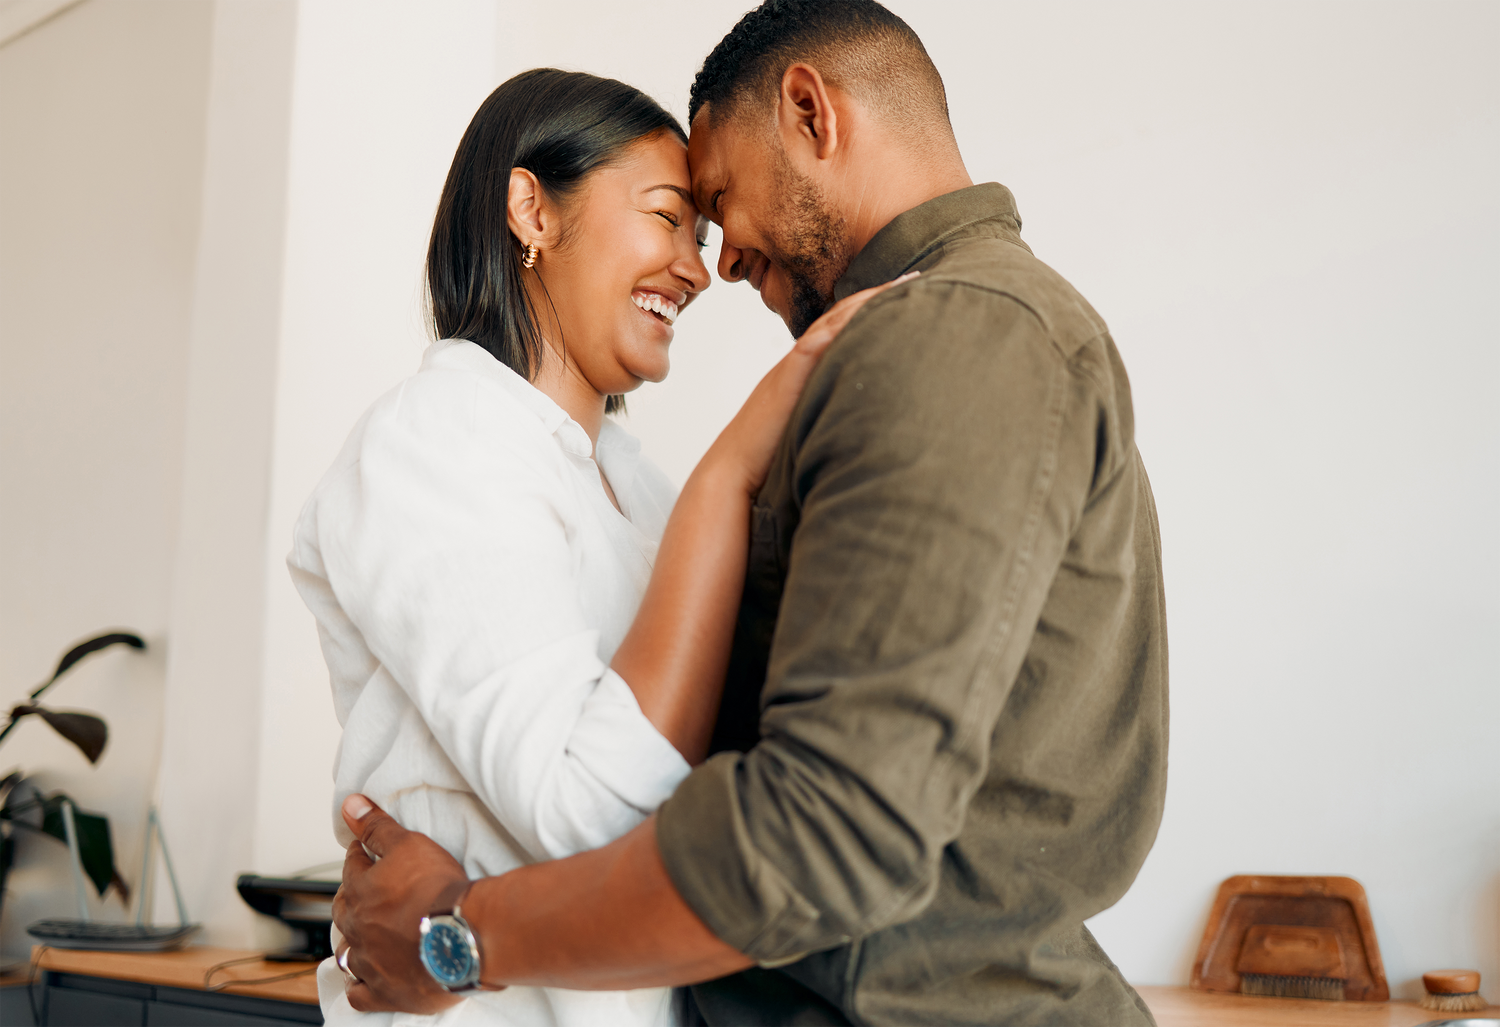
left=419, top=918, right=476, bottom=988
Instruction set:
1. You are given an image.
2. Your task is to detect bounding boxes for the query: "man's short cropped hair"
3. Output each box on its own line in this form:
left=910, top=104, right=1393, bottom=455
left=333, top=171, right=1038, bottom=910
left=689, top=0, right=950, bottom=137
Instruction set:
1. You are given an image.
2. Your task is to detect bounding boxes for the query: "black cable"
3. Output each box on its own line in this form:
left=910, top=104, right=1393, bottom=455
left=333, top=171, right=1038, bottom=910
left=203, top=953, right=319, bottom=993
left=27, top=944, right=48, bottom=1026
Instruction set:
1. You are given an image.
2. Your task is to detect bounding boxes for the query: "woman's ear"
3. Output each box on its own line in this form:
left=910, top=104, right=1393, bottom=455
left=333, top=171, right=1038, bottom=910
left=506, top=168, right=548, bottom=247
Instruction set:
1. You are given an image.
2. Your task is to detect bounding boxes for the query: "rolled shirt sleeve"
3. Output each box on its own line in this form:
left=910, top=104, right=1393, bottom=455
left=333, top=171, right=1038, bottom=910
left=302, top=368, right=689, bottom=861
left=657, top=283, right=1118, bottom=960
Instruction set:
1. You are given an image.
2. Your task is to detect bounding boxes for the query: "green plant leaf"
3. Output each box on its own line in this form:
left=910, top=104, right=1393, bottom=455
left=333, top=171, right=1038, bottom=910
left=0, top=833, right=13, bottom=905
left=5, top=706, right=108, bottom=763
left=39, top=793, right=127, bottom=901
left=0, top=770, right=20, bottom=806
left=34, top=632, right=145, bottom=700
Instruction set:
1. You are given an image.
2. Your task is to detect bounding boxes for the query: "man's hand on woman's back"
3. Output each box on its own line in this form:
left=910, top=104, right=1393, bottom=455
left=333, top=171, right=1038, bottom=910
left=334, top=794, right=472, bottom=1014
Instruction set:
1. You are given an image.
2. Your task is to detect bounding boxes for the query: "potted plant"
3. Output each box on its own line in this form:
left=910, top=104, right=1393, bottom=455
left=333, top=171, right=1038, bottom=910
left=0, top=632, right=143, bottom=931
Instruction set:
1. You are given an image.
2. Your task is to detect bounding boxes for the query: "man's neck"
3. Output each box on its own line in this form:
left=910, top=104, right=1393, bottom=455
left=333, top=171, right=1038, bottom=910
left=842, top=155, right=973, bottom=259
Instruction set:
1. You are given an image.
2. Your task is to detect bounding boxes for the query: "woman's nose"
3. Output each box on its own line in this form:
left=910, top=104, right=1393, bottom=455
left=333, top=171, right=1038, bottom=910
left=674, top=241, right=711, bottom=296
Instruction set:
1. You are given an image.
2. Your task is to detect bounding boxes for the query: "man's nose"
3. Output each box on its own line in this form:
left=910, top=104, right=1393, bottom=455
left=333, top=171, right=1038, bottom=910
left=717, top=238, right=748, bottom=284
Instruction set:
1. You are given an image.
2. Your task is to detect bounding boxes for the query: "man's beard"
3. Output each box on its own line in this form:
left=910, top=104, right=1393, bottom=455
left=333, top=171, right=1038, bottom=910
left=766, top=150, right=851, bottom=337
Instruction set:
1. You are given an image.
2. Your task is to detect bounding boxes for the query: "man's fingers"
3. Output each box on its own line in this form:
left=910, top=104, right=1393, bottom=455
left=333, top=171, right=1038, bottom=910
left=345, top=981, right=387, bottom=1014
left=335, top=843, right=367, bottom=938
left=343, top=837, right=373, bottom=879
left=344, top=944, right=397, bottom=1012
left=340, top=837, right=372, bottom=919
left=343, top=943, right=370, bottom=985
left=359, top=810, right=409, bottom=861
left=342, top=793, right=407, bottom=859
left=341, top=793, right=376, bottom=835
left=331, top=884, right=347, bottom=936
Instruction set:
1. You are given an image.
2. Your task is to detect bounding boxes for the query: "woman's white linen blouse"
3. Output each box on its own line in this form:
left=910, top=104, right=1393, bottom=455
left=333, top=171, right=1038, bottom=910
left=288, top=338, right=691, bottom=1027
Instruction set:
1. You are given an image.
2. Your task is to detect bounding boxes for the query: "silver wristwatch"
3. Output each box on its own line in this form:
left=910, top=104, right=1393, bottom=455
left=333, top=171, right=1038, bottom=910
left=417, top=904, right=484, bottom=992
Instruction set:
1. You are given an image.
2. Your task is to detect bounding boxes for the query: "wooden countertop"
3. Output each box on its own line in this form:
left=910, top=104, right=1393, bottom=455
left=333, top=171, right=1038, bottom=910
left=15, top=953, right=1499, bottom=1023
left=31, top=945, right=320, bottom=1005
left=1140, top=985, right=1496, bottom=1026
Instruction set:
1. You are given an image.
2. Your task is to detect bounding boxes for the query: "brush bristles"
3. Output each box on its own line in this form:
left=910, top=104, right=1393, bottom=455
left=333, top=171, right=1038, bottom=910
left=1240, top=974, right=1345, bottom=1001
left=1421, top=990, right=1487, bottom=1012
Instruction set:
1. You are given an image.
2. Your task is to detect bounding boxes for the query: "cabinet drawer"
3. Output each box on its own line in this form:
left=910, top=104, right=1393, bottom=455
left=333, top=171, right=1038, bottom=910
left=148, top=1000, right=300, bottom=1026
left=45, top=986, right=146, bottom=1026
left=151, top=984, right=322, bottom=1024
left=40, top=970, right=322, bottom=1027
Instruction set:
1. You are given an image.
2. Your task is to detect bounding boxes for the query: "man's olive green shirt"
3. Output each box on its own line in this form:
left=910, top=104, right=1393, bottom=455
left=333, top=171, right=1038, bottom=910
left=656, top=184, right=1169, bottom=1026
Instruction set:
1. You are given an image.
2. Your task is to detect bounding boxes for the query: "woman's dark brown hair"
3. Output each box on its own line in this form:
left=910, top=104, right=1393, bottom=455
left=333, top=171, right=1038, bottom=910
left=428, top=69, right=687, bottom=413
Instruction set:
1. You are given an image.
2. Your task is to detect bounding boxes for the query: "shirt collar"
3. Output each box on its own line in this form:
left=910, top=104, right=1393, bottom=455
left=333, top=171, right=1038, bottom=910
left=833, top=183, right=1024, bottom=302
left=423, top=338, right=594, bottom=457
left=595, top=418, right=641, bottom=506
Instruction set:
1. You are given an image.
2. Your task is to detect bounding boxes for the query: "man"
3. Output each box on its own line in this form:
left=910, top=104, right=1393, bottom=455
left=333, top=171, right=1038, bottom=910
left=332, top=2, right=1168, bottom=1023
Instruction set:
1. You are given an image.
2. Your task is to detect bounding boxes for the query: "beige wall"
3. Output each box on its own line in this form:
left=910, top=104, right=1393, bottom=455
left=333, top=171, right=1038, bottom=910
left=0, top=0, right=212, bottom=958
left=156, top=0, right=500, bottom=945
left=1, top=0, right=1495, bottom=996
left=251, top=0, right=499, bottom=888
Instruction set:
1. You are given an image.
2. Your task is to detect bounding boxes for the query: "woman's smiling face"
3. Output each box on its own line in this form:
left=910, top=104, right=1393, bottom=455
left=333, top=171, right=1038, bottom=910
left=534, top=131, right=711, bottom=399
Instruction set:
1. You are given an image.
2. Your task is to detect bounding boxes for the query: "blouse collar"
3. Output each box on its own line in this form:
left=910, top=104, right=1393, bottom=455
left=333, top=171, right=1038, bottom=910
left=424, top=338, right=595, bottom=458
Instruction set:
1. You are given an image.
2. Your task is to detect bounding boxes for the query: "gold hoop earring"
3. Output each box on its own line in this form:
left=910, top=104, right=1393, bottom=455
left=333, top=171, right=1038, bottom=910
left=522, top=243, right=538, bottom=269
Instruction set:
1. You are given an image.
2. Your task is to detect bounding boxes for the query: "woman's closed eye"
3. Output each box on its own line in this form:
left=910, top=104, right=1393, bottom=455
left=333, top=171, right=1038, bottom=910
left=657, top=209, right=709, bottom=250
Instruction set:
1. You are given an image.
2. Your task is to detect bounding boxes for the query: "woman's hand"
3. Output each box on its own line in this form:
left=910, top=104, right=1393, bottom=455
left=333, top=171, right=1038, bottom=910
left=708, top=271, right=918, bottom=497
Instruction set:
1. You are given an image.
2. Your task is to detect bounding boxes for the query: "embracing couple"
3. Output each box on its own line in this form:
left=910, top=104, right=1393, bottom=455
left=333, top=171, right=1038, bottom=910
left=288, top=2, right=1168, bottom=1025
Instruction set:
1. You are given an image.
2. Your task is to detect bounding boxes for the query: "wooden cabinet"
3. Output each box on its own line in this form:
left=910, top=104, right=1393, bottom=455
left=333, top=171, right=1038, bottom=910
left=41, top=977, right=145, bottom=1027
left=25, top=947, right=321, bottom=1027
left=39, top=971, right=321, bottom=1026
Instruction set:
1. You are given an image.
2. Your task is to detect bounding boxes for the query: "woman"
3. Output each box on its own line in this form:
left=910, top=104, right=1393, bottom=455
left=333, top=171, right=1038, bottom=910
left=287, top=69, right=903, bottom=1027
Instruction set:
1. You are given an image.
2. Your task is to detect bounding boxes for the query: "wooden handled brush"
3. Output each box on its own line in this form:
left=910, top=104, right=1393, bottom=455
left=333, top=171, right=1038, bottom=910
left=1236, top=924, right=1347, bottom=1000
left=1421, top=969, right=1486, bottom=1013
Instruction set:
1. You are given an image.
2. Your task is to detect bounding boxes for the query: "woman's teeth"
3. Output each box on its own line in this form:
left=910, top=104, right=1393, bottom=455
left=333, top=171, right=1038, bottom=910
left=632, top=291, right=678, bottom=325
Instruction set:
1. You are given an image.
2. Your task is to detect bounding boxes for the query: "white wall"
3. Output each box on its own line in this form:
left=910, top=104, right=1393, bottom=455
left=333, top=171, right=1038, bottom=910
left=156, top=0, right=501, bottom=945
left=2, top=0, right=1494, bottom=997
left=918, top=2, right=1500, bottom=999
left=254, top=0, right=499, bottom=884
left=2, top=0, right=502, bottom=951
left=0, top=0, right=212, bottom=959
left=153, top=0, right=301, bottom=946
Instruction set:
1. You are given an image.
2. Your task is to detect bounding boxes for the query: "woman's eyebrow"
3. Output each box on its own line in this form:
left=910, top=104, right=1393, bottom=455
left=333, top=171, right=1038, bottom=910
left=644, top=184, right=694, bottom=203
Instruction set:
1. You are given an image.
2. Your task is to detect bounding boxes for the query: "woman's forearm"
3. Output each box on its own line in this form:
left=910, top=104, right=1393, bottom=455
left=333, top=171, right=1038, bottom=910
left=610, top=453, right=752, bottom=764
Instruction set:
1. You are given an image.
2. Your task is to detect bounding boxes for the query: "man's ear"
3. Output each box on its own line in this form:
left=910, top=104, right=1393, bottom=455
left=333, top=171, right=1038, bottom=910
left=777, top=63, right=841, bottom=164
left=506, top=168, right=550, bottom=248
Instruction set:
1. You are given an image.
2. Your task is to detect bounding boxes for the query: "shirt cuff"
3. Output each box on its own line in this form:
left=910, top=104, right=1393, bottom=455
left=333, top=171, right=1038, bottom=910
left=655, top=752, right=834, bottom=962
left=567, top=668, right=691, bottom=813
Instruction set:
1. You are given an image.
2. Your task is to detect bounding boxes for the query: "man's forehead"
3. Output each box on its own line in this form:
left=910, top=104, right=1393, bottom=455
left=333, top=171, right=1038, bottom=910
left=687, top=108, right=735, bottom=195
